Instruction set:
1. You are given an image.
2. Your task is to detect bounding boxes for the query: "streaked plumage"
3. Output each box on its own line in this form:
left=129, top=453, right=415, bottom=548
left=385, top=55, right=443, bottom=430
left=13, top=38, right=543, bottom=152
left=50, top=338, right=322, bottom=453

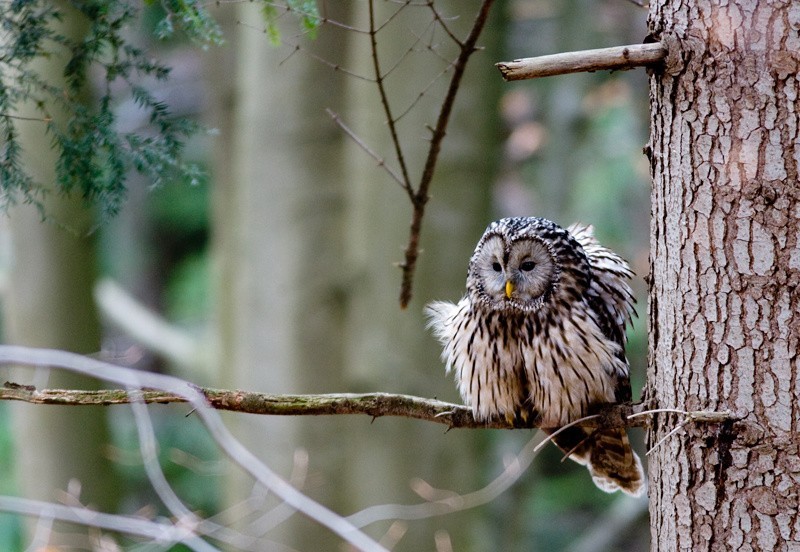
left=426, top=217, right=644, bottom=496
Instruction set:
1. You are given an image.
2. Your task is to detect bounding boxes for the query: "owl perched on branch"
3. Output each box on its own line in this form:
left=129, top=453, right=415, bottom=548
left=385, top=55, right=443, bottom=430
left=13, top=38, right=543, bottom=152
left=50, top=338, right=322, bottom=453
left=426, top=216, right=645, bottom=496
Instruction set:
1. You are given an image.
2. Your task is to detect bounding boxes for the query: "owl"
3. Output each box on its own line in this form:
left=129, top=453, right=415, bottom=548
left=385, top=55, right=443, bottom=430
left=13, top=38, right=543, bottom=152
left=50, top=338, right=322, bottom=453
left=426, top=216, right=644, bottom=496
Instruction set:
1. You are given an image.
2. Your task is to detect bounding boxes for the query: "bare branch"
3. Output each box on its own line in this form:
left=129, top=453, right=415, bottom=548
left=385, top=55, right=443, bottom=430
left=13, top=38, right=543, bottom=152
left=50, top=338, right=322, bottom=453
left=398, top=0, right=496, bottom=308
left=496, top=42, right=667, bottom=81
left=94, top=278, right=200, bottom=370
left=368, top=0, right=414, bottom=198
left=0, top=346, right=387, bottom=552
left=0, top=495, right=218, bottom=551
left=629, top=407, right=735, bottom=456
left=392, top=59, right=455, bottom=124
left=0, top=362, right=733, bottom=434
left=282, top=41, right=375, bottom=82
left=347, top=431, right=545, bottom=527
left=326, top=108, right=406, bottom=188
left=426, top=1, right=463, bottom=48
left=0, top=379, right=660, bottom=430
left=533, top=413, right=600, bottom=454
left=2, top=113, right=52, bottom=123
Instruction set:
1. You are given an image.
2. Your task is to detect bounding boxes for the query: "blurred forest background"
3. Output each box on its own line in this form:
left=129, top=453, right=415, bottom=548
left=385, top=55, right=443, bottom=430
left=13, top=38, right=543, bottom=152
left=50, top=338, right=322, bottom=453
left=0, top=1, right=652, bottom=550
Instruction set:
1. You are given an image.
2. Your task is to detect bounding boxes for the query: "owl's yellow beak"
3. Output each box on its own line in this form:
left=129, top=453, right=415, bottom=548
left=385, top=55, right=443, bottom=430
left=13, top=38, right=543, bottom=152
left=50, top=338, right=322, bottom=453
left=505, top=280, right=515, bottom=299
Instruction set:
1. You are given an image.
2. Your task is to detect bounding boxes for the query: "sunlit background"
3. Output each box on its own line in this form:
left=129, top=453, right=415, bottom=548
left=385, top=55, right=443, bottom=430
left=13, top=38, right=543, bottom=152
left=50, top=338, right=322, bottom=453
left=0, top=1, right=652, bottom=550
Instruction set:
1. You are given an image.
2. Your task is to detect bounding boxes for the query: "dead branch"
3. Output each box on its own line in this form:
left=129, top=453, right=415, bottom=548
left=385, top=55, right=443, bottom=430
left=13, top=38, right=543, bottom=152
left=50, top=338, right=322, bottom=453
left=398, top=0, right=496, bottom=308
left=368, top=0, right=415, bottom=199
left=0, top=379, right=734, bottom=432
left=0, top=346, right=387, bottom=552
left=347, top=432, right=546, bottom=527
left=326, top=108, right=405, bottom=187
left=496, top=42, right=667, bottom=81
left=1, top=381, right=656, bottom=430
left=0, top=495, right=217, bottom=551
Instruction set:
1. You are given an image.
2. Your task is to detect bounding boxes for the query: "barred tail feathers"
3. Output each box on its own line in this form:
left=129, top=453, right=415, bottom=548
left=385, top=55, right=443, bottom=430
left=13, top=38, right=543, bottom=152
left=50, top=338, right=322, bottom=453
left=544, top=426, right=645, bottom=497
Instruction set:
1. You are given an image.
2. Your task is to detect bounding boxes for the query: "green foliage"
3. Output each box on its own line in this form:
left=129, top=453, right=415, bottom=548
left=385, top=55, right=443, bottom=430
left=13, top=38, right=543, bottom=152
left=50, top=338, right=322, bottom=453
left=152, top=0, right=224, bottom=46
left=1, top=0, right=320, bottom=219
left=0, top=0, right=213, bottom=219
left=261, top=0, right=321, bottom=45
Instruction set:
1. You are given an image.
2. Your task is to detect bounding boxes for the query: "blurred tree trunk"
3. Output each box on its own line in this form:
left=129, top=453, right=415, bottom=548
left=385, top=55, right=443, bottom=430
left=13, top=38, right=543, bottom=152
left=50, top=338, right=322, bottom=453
left=208, top=3, right=503, bottom=550
left=207, top=3, right=352, bottom=548
left=2, top=7, right=117, bottom=541
left=527, top=0, right=600, bottom=218
left=647, top=1, right=800, bottom=550
left=341, top=4, right=501, bottom=550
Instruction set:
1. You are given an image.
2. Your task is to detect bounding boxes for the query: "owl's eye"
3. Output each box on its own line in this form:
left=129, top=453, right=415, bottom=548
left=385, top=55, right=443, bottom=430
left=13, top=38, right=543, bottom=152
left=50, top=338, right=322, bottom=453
left=492, top=262, right=502, bottom=272
left=520, top=261, right=536, bottom=272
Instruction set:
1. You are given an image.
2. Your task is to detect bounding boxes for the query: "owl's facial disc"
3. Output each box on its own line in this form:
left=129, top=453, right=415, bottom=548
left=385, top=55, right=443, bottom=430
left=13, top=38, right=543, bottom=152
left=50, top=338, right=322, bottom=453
left=470, top=234, right=558, bottom=312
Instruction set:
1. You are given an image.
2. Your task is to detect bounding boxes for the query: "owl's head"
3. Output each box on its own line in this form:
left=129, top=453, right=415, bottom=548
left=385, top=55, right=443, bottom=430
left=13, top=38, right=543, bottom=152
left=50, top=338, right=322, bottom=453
left=467, top=217, right=588, bottom=313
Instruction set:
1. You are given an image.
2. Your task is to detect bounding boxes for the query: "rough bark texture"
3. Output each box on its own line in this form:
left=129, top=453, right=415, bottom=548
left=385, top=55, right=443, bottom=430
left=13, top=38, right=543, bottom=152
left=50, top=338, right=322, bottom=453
left=647, top=1, right=800, bottom=550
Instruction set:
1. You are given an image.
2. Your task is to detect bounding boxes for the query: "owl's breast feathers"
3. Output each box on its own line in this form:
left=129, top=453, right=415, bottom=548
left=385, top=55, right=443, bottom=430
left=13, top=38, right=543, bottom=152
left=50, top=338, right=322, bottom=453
left=426, top=294, right=628, bottom=427
left=426, top=222, right=636, bottom=426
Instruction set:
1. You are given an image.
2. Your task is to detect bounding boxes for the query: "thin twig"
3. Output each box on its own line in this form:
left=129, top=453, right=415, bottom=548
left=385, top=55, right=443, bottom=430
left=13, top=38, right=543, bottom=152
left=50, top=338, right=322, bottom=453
left=374, top=0, right=414, bottom=34
left=368, top=0, right=414, bottom=199
left=398, top=0, right=496, bottom=308
left=646, top=419, right=690, bottom=456
left=326, top=108, right=405, bottom=187
left=629, top=407, right=734, bottom=456
left=283, top=41, right=375, bottom=82
left=426, top=0, right=463, bottom=48
left=392, top=60, right=456, bottom=124
left=0, top=346, right=387, bottom=552
left=0, top=496, right=218, bottom=551
left=532, top=414, right=600, bottom=454
left=380, top=18, right=438, bottom=81
left=346, top=432, right=546, bottom=527
left=627, top=407, right=686, bottom=420
left=2, top=113, right=52, bottom=123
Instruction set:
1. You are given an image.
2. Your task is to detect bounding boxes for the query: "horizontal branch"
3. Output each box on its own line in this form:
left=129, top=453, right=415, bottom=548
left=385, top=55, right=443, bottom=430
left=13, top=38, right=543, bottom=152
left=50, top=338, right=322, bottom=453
left=496, top=42, right=667, bottom=81
left=0, top=381, right=659, bottom=430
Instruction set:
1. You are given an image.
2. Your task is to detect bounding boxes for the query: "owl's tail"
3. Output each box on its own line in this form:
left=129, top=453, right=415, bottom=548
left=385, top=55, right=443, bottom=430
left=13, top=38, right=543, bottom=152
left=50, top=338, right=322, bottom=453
left=544, top=426, right=645, bottom=497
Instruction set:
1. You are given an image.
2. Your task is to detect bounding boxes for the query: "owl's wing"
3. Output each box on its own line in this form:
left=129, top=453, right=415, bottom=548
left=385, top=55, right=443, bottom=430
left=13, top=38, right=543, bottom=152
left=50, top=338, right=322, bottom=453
left=568, top=223, right=636, bottom=346
left=568, top=223, right=636, bottom=402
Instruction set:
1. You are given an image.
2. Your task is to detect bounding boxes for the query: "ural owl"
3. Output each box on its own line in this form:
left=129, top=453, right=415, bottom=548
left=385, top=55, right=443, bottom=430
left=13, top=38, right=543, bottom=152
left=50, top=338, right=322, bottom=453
left=426, top=217, right=644, bottom=496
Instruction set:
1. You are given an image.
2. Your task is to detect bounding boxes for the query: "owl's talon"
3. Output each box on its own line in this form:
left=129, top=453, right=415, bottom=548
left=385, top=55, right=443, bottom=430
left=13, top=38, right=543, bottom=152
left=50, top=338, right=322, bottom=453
left=435, top=410, right=455, bottom=418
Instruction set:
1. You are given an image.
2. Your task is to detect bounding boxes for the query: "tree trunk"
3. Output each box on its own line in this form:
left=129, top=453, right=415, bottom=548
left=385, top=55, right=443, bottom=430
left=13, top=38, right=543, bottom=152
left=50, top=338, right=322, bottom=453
left=3, top=6, right=117, bottom=541
left=647, top=1, right=800, bottom=550
left=207, top=3, right=352, bottom=548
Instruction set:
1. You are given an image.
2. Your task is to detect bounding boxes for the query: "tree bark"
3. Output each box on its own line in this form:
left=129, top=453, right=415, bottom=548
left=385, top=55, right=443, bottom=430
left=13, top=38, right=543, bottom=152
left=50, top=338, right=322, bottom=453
left=647, top=1, right=800, bottom=550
